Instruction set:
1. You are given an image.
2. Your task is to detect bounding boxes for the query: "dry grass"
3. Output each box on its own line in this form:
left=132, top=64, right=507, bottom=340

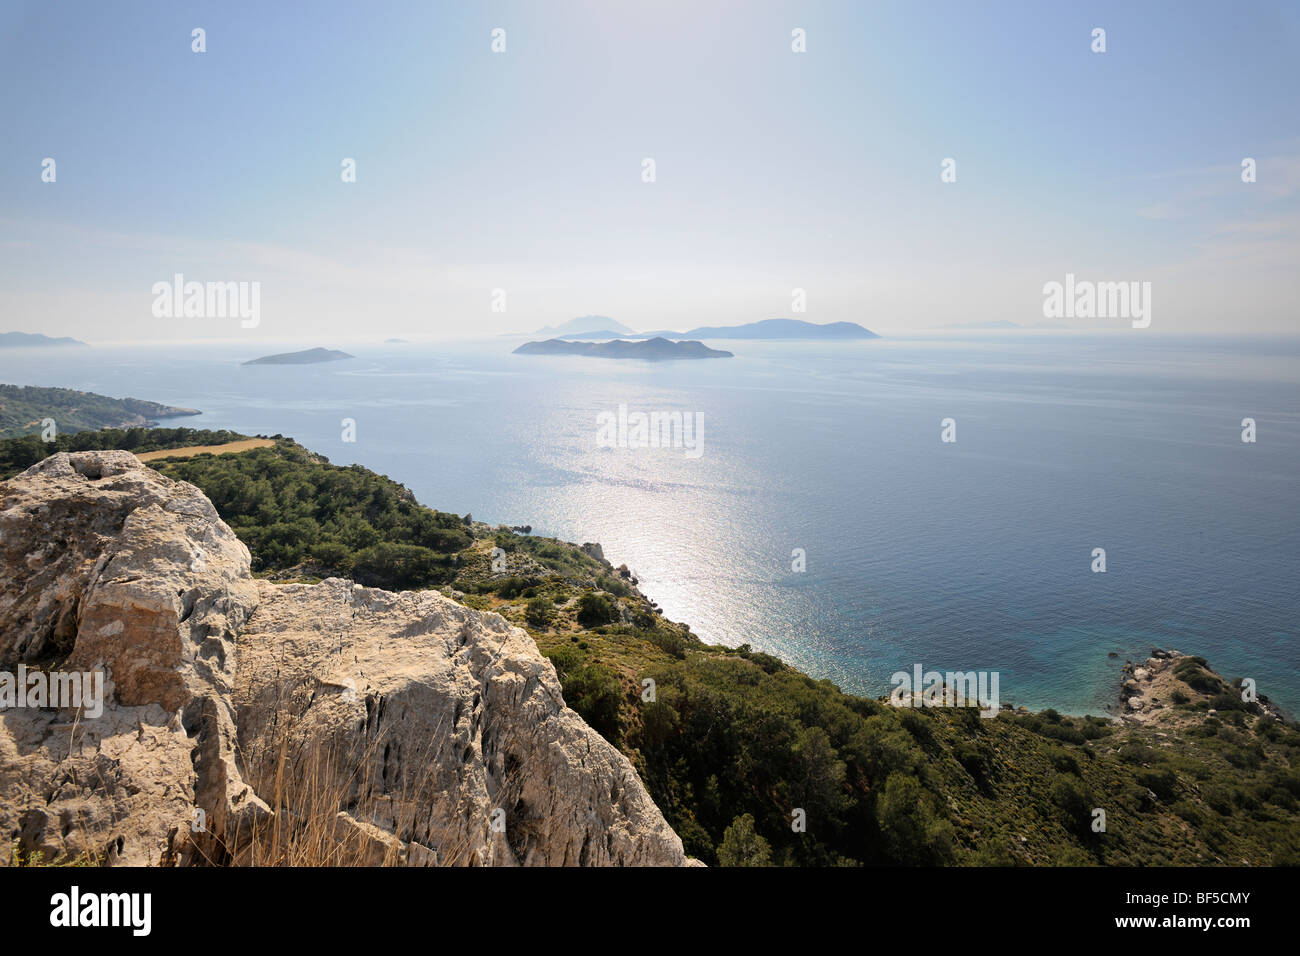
left=211, top=699, right=526, bottom=867
left=135, top=438, right=274, bottom=462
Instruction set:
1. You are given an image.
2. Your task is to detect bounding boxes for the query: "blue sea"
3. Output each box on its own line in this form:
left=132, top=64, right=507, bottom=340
left=4, top=333, right=1298, bottom=715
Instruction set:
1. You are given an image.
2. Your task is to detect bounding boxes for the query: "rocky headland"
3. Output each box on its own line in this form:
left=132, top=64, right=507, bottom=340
left=0, top=451, right=690, bottom=866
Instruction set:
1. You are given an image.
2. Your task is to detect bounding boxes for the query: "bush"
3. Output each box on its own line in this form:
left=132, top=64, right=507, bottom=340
left=352, top=543, right=444, bottom=590
left=524, top=596, right=554, bottom=629
left=1050, top=776, right=1089, bottom=815
left=1174, top=658, right=1221, bottom=694
left=1117, top=742, right=1158, bottom=765
left=953, top=741, right=991, bottom=784
left=1136, top=769, right=1178, bottom=802
left=559, top=663, right=623, bottom=742
left=876, top=773, right=954, bottom=865
left=1046, top=746, right=1081, bottom=775
left=1037, top=722, right=1086, bottom=745
left=576, top=592, right=616, bottom=627
left=717, top=814, right=772, bottom=867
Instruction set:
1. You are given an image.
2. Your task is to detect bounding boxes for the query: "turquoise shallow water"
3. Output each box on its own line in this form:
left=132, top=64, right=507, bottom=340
left=4, top=333, right=1297, bottom=715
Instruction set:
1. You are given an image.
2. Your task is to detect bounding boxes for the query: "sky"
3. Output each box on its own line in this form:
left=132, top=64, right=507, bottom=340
left=0, top=0, right=1297, bottom=343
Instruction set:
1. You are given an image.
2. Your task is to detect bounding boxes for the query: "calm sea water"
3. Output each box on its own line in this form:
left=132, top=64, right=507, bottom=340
left=4, top=334, right=1298, bottom=715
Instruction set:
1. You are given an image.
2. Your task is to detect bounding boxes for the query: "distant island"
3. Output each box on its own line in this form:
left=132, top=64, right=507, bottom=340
left=547, top=329, right=635, bottom=340
left=384, top=338, right=409, bottom=344
left=532, top=315, right=636, bottom=337
left=930, top=321, right=1067, bottom=331
left=242, top=347, right=354, bottom=366
left=0, top=384, right=199, bottom=438
left=513, top=337, right=732, bottom=361
left=0, top=332, right=89, bottom=349
left=675, top=319, right=877, bottom=340
left=551, top=319, right=879, bottom=341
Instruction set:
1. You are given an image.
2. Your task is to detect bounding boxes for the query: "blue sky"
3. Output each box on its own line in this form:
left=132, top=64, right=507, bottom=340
left=1, top=0, right=1297, bottom=342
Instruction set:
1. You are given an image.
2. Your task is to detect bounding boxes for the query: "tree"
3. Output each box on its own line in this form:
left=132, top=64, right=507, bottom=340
left=524, top=596, right=554, bottom=629
left=717, top=814, right=772, bottom=867
left=876, top=772, right=955, bottom=865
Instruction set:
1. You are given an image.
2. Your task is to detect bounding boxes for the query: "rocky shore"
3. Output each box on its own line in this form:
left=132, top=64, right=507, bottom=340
left=1118, top=647, right=1285, bottom=727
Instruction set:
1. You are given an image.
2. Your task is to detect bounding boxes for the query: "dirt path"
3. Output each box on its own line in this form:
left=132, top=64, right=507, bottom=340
left=135, top=438, right=275, bottom=461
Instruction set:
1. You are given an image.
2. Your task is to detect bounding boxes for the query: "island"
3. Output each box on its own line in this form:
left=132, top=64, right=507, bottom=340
left=531, top=315, right=636, bottom=337
left=512, top=337, right=733, bottom=361
left=0, top=331, right=89, bottom=348
left=566, top=319, right=880, bottom=340
left=242, top=347, right=354, bottom=366
left=0, top=384, right=200, bottom=438
left=543, top=329, right=635, bottom=340
left=674, top=318, right=878, bottom=340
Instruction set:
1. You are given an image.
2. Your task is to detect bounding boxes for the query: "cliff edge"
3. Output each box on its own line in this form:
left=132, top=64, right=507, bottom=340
left=0, top=451, right=690, bottom=866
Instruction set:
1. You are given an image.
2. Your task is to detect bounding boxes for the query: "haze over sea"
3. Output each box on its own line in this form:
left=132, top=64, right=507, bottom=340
left=5, top=333, right=1297, bottom=715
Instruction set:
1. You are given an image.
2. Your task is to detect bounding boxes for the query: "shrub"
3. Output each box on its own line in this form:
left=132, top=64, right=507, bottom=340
left=1118, top=742, right=1158, bottom=765
left=524, top=596, right=554, bottom=629
left=876, top=773, right=954, bottom=865
left=1046, top=746, right=1081, bottom=776
left=953, top=741, right=991, bottom=784
left=576, top=592, right=616, bottom=627
left=558, top=663, right=623, bottom=743
left=1050, top=776, right=1090, bottom=819
left=1136, top=769, right=1178, bottom=802
left=352, top=543, right=443, bottom=590
left=717, top=814, right=772, bottom=867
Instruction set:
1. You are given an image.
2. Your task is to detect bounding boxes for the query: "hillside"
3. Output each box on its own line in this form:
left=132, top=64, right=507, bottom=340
left=3, top=429, right=1293, bottom=866
left=0, top=450, right=688, bottom=867
left=0, top=384, right=200, bottom=439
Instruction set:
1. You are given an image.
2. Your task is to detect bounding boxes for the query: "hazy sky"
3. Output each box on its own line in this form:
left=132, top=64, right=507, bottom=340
left=1, top=0, right=1297, bottom=342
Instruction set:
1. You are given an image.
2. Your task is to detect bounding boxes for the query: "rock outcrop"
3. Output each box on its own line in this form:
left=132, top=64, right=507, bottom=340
left=0, top=451, right=689, bottom=866
left=1118, top=648, right=1285, bottom=728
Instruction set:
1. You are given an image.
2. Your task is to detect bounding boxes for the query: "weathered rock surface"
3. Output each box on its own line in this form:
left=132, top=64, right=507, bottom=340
left=0, top=451, right=689, bottom=866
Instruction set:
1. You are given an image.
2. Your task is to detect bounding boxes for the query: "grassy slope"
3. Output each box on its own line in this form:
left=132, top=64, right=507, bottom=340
left=4, top=431, right=1297, bottom=866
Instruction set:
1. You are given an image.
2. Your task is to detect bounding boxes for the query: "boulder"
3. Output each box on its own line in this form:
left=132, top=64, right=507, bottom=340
left=0, top=451, right=689, bottom=867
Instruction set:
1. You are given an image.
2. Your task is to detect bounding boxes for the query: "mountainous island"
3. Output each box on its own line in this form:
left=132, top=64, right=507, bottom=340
left=548, top=329, right=636, bottom=340
left=0, top=331, right=89, bottom=348
left=0, top=384, right=200, bottom=439
left=513, top=337, right=733, bottom=361
left=242, top=347, right=354, bottom=366
left=531, top=315, right=636, bottom=337
left=674, top=319, right=878, bottom=339
left=539, top=319, right=878, bottom=340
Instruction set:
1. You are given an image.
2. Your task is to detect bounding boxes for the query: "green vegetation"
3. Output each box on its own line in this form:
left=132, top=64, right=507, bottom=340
left=0, top=426, right=245, bottom=475
left=3, top=428, right=1298, bottom=866
left=149, top=441, right=473, bottom=590
left=0, top=384, right=198, bottom=439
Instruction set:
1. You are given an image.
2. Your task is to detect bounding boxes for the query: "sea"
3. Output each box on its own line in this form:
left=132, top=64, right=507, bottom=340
left=4, top=332, right=1297, bottom=716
